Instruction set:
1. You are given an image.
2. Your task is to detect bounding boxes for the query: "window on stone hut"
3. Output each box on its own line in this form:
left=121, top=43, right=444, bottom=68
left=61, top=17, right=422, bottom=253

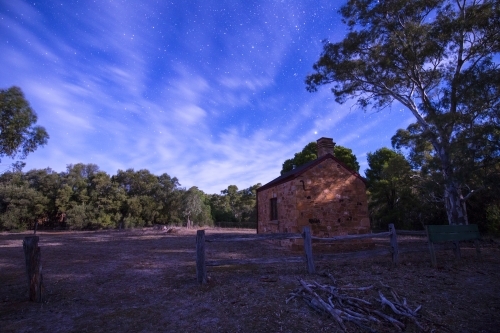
left=270, top=198, right=278, bottom=220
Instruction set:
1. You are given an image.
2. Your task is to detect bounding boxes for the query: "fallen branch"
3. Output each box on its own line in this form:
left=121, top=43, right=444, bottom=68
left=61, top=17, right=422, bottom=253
left=372, top=310, right=405, bottom=331
left=299, top=279, right=346, bottom=331
left=379, top=291, right=424, bottom=330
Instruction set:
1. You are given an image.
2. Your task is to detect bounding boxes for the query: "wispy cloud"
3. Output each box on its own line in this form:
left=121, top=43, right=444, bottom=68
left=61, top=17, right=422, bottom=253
left=0, top=0, right=414, bottom=193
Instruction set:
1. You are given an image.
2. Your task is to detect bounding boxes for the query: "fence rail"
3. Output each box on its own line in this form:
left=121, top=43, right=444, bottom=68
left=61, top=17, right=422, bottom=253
left=203, top=244, right=453, bottom=268
left=311, top=231, right=391, bottom=242
left=206, top=233, right=302, bottom=242
left=195, top=224, right=399, bottom=284
left=213, top=222, right=257, bottom=229
left=396, top=230, right=427, bottom=236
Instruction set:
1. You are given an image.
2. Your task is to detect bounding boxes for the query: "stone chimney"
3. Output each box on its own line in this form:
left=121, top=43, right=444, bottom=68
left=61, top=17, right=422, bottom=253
left=317, top=137, right=336, bottom=158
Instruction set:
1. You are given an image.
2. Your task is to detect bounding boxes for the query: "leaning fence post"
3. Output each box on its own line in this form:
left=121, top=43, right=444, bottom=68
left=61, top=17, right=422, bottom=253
left=388, top=224, right=399, bottom=266
left=303, top=227, right=315, bottom=274
left=196, top=230, right=207, bottom=284
left=23, top=236, right=43, bottom=302
left=425, top=225, right=437, bottom=268
left=452, top=240, right=461, bottom=260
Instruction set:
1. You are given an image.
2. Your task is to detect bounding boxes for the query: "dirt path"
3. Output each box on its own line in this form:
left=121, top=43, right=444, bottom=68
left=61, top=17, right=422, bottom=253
left=1, top=229, right=499, bottom=332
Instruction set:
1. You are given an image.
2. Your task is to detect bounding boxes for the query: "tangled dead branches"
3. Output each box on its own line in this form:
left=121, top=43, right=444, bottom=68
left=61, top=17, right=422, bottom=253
left=287, top=273, right=424, bottom=332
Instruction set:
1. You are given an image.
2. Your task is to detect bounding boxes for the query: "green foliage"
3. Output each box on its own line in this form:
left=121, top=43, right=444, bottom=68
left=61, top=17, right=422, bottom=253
left=65, top=204, right=90, bottom=230
left=208, top=183, right=261, bottom=225
left=281, top=142, right=360, bottom=174
left=182, top=186, right=202, bottom=225
left=0, top=86, right=49, bottom=165
left=195, top=195, right=214, bottom=227
left=0, top=164, right=195, bottom=231
left=182, top=186, right=213, bottom=227
left=281, top=142, right=318, bottom=175
left=154, top=173, right=183, bottom=224
left=366, top=147, right=453, bottom=229
left=0, top=182, right=48, bottom=230
left=365, top=148, right=400, bottom=186
left=24, top=168, right=63, bottom=226
left=237, top=184, right=261, bottom=222
left=306, top=0, right=500, bottom=225
left=209, top=193, right=237, bottom=222
left=366, top=148, right=417, bottom=229
left=334, top=145, right=360, bottom=173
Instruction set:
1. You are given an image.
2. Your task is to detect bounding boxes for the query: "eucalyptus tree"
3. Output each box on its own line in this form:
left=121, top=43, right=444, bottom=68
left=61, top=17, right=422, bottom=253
left=182, top=186, right=204, bottom=228
left=306, top=0, right=500, bottom=225
left=0, top=86, right=49, bottom=168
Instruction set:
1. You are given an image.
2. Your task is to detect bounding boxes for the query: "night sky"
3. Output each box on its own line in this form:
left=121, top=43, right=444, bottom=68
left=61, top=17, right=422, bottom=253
left=0, top=0, right=412, bottom=193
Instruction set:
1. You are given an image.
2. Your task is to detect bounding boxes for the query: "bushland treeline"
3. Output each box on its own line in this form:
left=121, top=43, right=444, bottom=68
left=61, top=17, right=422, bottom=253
left=1, top=150, right=499, bottom=234
left=0, top=163, right=260, bottom=231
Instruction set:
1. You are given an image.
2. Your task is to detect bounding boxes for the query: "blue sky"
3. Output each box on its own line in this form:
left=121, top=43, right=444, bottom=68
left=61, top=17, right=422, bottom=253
left=0, top=0, right=413, bottom=194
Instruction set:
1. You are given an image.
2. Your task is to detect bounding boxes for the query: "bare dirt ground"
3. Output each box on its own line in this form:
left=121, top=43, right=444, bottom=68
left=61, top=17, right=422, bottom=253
left=1, top=228, right=499, bottom=333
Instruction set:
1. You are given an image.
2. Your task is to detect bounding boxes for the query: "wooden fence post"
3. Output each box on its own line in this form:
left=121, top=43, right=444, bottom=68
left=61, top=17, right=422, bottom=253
left=452, top=240, right=461, bottom=260
left=474, top=239, right=481, bottom=257
left=388, top=224, right=399, bottom=266
left=303, top=227, right=315, bottom=274
left=23, top=236, right=43, bottom=302
left=196, top=230, right=207, bottom=284
left=425, top=226, right=437, bottom=268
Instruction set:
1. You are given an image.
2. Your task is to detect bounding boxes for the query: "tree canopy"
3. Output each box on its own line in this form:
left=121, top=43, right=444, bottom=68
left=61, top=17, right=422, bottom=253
left=306, top=0, right=500, bottom=225
left=281, top=141, right=360, bottom=174
left=0, top=86, right=49, bottom=167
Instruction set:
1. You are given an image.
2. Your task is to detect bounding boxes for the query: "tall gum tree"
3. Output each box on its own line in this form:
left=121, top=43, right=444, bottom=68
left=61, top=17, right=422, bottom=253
left=0, top=86, right=49, bottom=168
left=306, top=0, right=500, bottom=225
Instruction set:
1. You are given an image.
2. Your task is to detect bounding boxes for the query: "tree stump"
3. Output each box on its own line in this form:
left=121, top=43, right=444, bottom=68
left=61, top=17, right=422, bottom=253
left=23, top=236, right=43, bottom=302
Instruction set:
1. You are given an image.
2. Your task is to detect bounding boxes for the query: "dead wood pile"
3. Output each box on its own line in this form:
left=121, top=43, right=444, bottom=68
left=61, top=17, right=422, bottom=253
left=287, top=273, right=427, bottom=332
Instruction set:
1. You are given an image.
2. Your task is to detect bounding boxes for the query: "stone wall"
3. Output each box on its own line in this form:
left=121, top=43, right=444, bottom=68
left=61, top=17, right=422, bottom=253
left=257, top=158, right=370, bottom=238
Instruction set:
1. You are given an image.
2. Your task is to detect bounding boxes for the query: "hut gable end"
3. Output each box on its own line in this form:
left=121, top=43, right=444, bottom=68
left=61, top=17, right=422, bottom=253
left=256, top=138, right=370, bottom=238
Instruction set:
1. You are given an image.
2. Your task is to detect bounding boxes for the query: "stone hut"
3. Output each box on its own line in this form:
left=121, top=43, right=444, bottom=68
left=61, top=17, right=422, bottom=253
left=256, top=137, right=370, bottom=240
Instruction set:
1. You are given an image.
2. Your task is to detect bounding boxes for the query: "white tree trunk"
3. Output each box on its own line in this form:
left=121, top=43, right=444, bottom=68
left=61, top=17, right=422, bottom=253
left=431, top=136, right=468, bottom=225
left=444, top=182, right=468, bottom=225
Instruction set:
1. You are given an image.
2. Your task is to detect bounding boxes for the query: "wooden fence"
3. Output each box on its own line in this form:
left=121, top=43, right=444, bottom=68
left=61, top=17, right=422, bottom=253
left=213, top=221, right=257, bottom=229
left=395, top=230, right=427, bottom=236
left=195, top=224, right=399, bottom=284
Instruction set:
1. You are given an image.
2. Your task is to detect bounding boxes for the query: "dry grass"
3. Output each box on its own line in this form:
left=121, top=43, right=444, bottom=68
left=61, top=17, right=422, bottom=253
left=1, top=228, right=499, bottom=333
